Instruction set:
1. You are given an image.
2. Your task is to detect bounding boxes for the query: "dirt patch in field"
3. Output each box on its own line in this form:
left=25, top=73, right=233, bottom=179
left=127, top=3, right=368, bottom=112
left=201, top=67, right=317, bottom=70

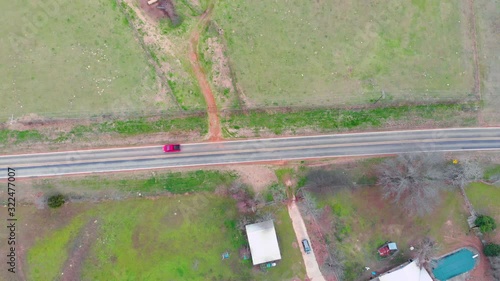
left=0, top=204, right=93, bottom=281
left=222, top=165, right=277, bottom=193
left=60, top=218, right=100, bottom=281
left=5, top=115, right=92, bottom=135
left=126, top=0, right=176, bottom=56
left=138, top=0, right=166, bottom=20
left=204, top=37, right=235, bottom=107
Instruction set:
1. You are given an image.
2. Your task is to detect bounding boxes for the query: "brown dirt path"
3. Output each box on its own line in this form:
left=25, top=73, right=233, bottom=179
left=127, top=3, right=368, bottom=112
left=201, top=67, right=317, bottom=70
left=189, top=8, right=222, bottom=141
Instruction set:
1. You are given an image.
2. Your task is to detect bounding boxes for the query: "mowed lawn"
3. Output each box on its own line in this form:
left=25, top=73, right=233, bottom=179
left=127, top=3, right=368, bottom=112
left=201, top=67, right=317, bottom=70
left=466, top=182, right=500, bottom=243
left=214, top=0, right=474, bottom=106
left=0, top=0, right=165, bottom=120
left=24, top=195, right=304, bottom=280
left=316, top=187, right=469, bottom=280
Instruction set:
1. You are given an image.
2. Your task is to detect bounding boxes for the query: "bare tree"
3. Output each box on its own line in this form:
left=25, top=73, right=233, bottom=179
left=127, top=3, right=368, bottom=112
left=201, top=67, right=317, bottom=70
left=489, top=256, right=500, bottom=280
left=377, top=153, right=446, bottom=216
left=300, top=191, right=321, bottom=218
left=305, top=169, right=353, bottom=195
left=415, top=237, right=438, bottom=268
left=237, top=216, right=252, bottom=231
left=322, top=243, right=345, bottom=280
left=255, top=210, right=275, bottom=223
left=447, top=157, right=483, bottom=188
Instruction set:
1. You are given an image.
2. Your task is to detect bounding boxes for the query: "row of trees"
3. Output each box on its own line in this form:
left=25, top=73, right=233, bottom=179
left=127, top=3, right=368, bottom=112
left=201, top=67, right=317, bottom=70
left=300, top=153, right=484, bottom=216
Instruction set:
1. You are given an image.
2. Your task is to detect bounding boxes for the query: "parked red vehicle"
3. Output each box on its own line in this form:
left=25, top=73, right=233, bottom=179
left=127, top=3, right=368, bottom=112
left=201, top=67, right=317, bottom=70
left=163, top=144, right=181, bottom=153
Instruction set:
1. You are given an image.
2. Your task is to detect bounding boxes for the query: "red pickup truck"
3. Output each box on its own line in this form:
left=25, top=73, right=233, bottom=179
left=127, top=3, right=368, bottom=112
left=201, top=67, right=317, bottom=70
left=163, top=144, right=181, bottom=153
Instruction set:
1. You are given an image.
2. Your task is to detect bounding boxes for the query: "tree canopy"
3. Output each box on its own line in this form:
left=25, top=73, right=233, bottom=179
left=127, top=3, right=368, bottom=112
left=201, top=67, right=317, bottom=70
left=377, top=153, right=446, bottom=216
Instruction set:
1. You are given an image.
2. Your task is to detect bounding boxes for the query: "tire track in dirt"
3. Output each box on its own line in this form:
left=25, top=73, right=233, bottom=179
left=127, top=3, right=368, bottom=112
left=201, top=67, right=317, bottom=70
left=60, top=218, right=99, bottom=281
left=189, top=7, right=222, bottom=142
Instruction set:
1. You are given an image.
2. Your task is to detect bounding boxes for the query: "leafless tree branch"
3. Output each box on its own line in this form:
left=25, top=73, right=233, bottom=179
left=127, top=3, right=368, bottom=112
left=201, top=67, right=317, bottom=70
left=377, top=153, right=446, bottom=216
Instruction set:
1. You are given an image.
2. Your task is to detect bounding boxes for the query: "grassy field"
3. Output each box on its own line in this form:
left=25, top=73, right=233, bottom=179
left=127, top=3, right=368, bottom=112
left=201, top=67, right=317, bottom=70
left=213, top=0, right=474, bottom=106
left=0, top=114, right=207, bottom=149
left=24, top=195, right=243, bottom=280
left=314, top=187, right=468, bottom=280
left=256, top=206, right=306, bottom=280
left=0, top=102, right=478, bottom=148
left=0, top=0, right=172, bottom=121
left=466, top=182, right=500, bottom=243
left=32, top=169, right=236, bottom=195
left=120, top=0, right=208, bottom=110
left=222, top=103, right=478, bottom=136
left=21, top=197, right=304, bottom=281
left=7, top=172, right=305, bottom=281
left=484, top=164, right=500, bottom=181
left=475, top=0, right=500, bottom=125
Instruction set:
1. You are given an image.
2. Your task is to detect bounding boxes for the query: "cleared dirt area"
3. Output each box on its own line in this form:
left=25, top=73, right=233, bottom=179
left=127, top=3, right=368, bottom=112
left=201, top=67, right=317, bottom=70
left=222, top=165, right=277, bottom=193
left=138, top=0, right=165, bottom=20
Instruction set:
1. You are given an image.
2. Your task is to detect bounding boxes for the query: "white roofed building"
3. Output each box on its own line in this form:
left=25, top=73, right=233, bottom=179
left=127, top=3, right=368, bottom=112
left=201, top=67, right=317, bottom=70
left=245, top=220, right=282, bottom=265
left=376, top=260, right=433, bottom=281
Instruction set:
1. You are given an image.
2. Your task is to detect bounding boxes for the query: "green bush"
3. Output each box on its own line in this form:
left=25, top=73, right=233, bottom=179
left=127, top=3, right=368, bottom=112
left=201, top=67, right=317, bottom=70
left=475, top=215, right=497, bottom=233
left=47, top=194, right=65, bottom=208
left=484, top=243, right=500, bottom=257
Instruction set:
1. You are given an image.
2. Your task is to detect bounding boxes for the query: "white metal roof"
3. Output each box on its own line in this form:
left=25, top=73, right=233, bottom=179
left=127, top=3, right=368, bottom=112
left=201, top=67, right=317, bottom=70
left=378, top=260, right=433, bottom=281
left=388, top=242, right=398, bottom=250
left=246, top=220, right=282, bottom=265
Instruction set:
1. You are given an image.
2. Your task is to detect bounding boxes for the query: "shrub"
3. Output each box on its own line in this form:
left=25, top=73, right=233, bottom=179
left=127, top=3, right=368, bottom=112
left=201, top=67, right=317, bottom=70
left=47, top=194, right=65, bottom=208
left=484, top=244, right=500, bottom=257
left=475, top=215, right=497, bottom=233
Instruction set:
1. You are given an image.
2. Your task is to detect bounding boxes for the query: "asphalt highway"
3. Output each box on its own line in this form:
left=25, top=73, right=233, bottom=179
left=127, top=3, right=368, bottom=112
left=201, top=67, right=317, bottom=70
left=1, top=128, right=500, bottom=178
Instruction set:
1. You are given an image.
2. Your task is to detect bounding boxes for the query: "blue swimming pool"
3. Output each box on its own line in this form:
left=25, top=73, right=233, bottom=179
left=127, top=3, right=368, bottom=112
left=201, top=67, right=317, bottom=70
left=432, top=248, right=477, bottom=281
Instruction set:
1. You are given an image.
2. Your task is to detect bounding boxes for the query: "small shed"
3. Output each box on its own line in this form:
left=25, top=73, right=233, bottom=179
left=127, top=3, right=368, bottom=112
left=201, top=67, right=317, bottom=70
left=378, top=242, right=398, bottom=257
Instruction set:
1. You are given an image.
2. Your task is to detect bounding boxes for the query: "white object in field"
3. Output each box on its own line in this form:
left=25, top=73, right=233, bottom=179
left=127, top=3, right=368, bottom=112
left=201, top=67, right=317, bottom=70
left=147, top=0, right=158, bottom=5
left=472, top=254, right=479, bottom=259
left=410, top=246, right=415, bottom=251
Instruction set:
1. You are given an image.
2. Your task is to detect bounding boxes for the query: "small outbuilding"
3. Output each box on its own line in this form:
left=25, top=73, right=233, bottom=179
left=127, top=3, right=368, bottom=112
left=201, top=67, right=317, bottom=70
left=245, top=220, right=282, bottom=265
left=378, top=242, right=398, bottom=257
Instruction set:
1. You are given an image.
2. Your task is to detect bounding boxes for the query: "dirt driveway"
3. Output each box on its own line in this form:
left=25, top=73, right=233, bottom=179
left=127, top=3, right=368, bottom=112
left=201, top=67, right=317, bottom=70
left=288, top=199, right=326, bottom=281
